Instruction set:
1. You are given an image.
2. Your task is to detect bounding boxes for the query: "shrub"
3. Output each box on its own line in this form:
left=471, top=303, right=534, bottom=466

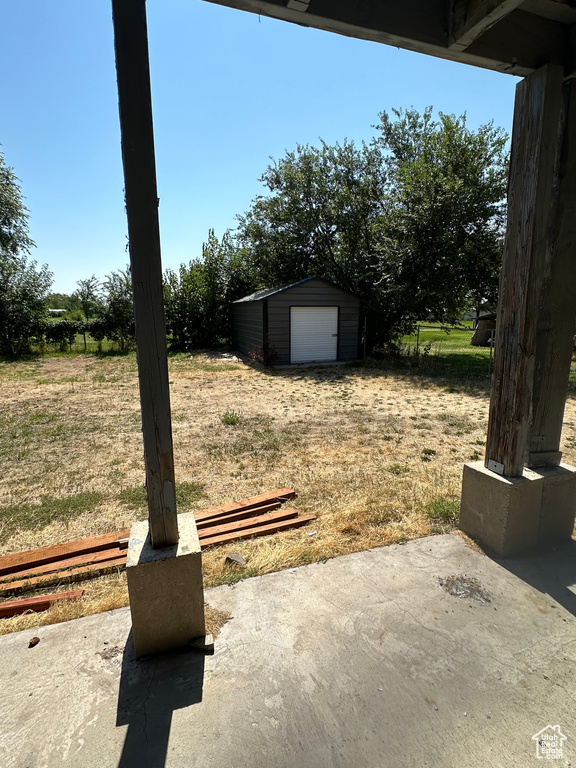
left=248, top=340, right=278, bottom=367
left=221, top=411, right=242, bottom=426
left=424, top=496, right=460, bottom=522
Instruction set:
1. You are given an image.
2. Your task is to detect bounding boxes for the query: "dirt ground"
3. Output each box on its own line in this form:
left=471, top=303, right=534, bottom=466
left=2, top=352, right=576, bottom=634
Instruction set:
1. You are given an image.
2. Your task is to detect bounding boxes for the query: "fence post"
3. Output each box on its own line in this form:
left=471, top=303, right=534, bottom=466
left=489, top=330, right=494, bottom=376
left=416, top=326, right=420, bottom=353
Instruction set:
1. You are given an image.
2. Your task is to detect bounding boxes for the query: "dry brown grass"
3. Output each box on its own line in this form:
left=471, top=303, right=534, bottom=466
left=0, top=571, right=231, bottom=638
left=2, top=352, right=576, bottom=635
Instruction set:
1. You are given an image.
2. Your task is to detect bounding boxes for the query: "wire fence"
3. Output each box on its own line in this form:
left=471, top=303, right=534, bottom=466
left=401, top=324, right=495, bottom=377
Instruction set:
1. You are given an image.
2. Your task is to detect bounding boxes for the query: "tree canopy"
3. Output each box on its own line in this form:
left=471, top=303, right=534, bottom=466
left=0, top=146, right=35, bottom=261
left=236, top=108, right=508, bottom=348
left=0, top=146, right=52, bottom=355
left=0, top=108, right=509, bottom=356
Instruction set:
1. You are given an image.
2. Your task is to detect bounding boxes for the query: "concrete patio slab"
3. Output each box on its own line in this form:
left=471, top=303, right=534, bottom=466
left=1, top=533, right=575, bottom=768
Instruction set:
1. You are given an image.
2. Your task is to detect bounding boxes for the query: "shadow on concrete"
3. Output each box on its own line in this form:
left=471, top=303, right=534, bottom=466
left=497, top=540, right=576, bottom=617
left=116, top=631, right=205, bottom=768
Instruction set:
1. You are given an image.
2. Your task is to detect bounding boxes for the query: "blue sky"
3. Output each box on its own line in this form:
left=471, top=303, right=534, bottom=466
left=1, top=1, right=519, bottom=294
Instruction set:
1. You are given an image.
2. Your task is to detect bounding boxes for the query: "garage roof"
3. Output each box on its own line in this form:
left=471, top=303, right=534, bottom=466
left=233, top=276, right=358, bottom=302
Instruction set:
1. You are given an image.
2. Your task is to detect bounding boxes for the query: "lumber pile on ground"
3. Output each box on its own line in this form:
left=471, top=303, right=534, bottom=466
left=0, top=590, right=84, bottom=620
left=0, top=488, right=313, bottom=606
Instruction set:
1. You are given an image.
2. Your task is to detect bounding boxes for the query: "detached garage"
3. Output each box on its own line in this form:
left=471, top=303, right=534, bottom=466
left=232, top=277, right=360, bottom=366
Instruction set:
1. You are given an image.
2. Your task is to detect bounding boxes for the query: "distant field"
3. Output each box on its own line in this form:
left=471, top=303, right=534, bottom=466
left=401, top=323, right=492, bottom=375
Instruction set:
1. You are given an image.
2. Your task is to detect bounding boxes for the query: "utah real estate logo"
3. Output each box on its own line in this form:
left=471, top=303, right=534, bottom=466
left=532, top=725, right=567, bottom=760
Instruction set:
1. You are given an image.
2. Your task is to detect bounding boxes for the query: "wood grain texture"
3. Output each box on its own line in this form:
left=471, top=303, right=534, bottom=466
left=200, top=514, right=316, bottom=548
left=112, top=0, right=178, bottom=548
left=528, top=80, right=576, bottom=466
left=0, top=557, right=127, bottom=596
left=195, top=502, right=282, bottom=530
left=0, top=590, right=84, bottom=619
left=0, top=547, right=127, bottom=584
left=466, top=9, right=569, bottom=68
left=194, top=488, right=297, bottom=523
left=0, top=530, right=130, bottom=578
left=198, top=508, right=298, bottom=539
left=201, top=0, right=569, bottom=75
left=449, top=0, right=523, bottom=50
left=485, top=63, right=564, bottom=477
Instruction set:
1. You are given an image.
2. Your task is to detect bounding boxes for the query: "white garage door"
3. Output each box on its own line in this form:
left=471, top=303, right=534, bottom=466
left=290, top=306, right=338, bottom=363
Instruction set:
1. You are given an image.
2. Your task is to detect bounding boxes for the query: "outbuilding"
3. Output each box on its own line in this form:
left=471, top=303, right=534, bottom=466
left=232, top=277, right=360, bottom=365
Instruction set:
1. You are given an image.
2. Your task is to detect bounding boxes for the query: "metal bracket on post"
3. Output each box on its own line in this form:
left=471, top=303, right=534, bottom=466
left=487, top=459, right=505, bottom=476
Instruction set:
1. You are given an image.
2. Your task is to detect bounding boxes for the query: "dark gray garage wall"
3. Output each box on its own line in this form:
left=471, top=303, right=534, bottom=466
left=232, top=278, right=360, bottom=365
left=231, top=300, right=263, bottom=356
left=269, top=279, right=359, bottom=364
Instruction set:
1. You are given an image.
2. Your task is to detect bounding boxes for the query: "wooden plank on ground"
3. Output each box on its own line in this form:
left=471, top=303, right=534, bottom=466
left=0, top=529, right=130, bottom=578
left=194, top=488, right=296, bottom=523
left=0, top=557, right=127, bottom=596
left=0, top=589, right=85, bottom=620
left=200, top=514, right=316, bottom=548
left=198, top=508, right=298, bottom=540
left=195, top=502, right=282, bottom=530
left=0, top=546, right=126, bottom=584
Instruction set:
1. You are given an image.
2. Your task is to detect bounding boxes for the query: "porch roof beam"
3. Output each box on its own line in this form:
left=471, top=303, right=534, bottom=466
left=203, top=0, right=571, bottom=76
left=449, top=0, right=524, bottom=52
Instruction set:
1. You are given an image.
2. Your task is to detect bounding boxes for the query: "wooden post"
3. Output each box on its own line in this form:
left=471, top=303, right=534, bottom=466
left=527, top=80, right=576, bottom=468
left=485, top=64, right=564, bottom=478
left=111, top=0, right=179, bottom=547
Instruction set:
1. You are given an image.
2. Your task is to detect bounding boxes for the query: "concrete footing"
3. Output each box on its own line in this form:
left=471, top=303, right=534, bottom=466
left=126, top=512, right=206, bottom=658
left=459, top=460, right=576, bottom=557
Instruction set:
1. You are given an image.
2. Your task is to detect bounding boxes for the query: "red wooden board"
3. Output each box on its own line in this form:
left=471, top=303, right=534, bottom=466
left=0, top=589, right=84, bottom=619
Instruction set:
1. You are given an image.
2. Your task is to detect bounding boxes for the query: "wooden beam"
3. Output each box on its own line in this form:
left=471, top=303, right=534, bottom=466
left=111, top=0, right=179, bottom=548
left=200, top=513, right=316, bottom=548
left=0, top=547, right=126, bottom=583
left=485, top=63, right=564, bottom=478
left=0, top=590, right=84, bottom=620
left=449, top=0, right=524, bottom=51
left=194, top=502, right=282, bottom=529
left=202, top=0, right=566, bottom=75
left=286, top=0, right=310, bottom=11
left=466, top=9, right=569, bottom=68
left=0, top=557, right=127, bottom=596
left=0, top=530, right=130, bottom=578
left=527, top=79, right=576, bottom=467
left=193, top=487, right=297, bottom=523
left=198, top=508, right=298, bottom=539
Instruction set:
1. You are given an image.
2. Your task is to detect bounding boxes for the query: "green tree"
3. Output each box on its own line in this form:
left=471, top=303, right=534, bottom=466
left=93, top=267, right=134, bottom=351
left=0, top=256, right=52, bottom=355
left=373, top=107, right=507, bottom=334
left=0, top=146, right=34, bottom=260
left=236, top=109, right=508, bottom=349
left=73, top=275, right=102, bottom=320
left=237, top=139, right=386, bottom=294
left=164, top=230, right=254, bottom=350
left=0, top=146, right=52, bottom=355
left=46, top=293, right=77, bottom=311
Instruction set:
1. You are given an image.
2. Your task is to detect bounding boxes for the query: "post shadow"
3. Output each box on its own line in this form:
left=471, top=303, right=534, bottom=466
left=495, top=540, right=576, bottom=618
left=116, top=630, right=205, bottom=768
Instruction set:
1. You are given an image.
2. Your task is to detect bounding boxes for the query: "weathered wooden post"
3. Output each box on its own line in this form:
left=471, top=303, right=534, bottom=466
left=527, top=79, right=576, bottom=472
left=112, top=0, right=207, bottom=656
left=460, top=65, right=576, bottom=556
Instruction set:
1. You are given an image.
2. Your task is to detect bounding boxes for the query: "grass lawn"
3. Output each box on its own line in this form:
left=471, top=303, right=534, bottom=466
left=1, top=351, right=576, bottom=635
left=401, top=324, right=493, bottom=377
